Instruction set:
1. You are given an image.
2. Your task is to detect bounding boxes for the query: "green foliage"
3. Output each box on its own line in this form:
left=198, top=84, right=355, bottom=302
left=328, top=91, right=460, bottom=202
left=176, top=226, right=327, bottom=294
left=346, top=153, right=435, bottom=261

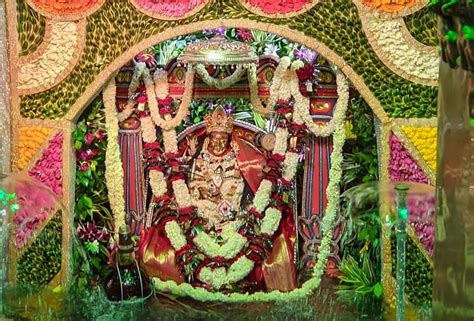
left=404, top=7, right=439, bottom=47
left=338, top=255, right=383, bottom=299
left=390, top=233, right=433, bottom=306
left=177, top=98, right=266, bottom=133
left=19, top=0, right=437, bottom=119
left=17, top=0, right=46, bottom=57
left=16, top=212, right=62, bottom=286
left=342, top=95, right=378, bottom=191
left=72, top=96, right=113, bottom=290
left=339, top=189, right=382, bottom=304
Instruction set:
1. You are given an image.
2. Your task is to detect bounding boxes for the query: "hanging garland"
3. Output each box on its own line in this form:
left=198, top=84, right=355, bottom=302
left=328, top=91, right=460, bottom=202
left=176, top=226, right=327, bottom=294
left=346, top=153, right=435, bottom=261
left=103, top=56, right=350, bottom=295
left=293, top=69, right=350, bottom=137
left=195, top=64, right=247, bottom=89
left=154, top=66, right=349, bottom=301
left=103, top=77, right=127, bottom=237
left=144, top=66, right=196, bottom=130
left=117, top=62, right=147, bottom=122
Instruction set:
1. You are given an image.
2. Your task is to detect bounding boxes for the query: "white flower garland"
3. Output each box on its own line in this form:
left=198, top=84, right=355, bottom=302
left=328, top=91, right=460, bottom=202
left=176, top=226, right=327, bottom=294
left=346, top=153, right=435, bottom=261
left=141, top=115, right=157, bottom=143
left=149, top=170, right=167, bottom=198
left=199, top=256, right=255, bottom=290
left=195, top=64, right=247, bottom=89
left=162, top=128, right=178, bottom=153
left=172, top=179, right=193, bottom=208
left=153, top=68, right=169, bottom=99
left=252, top=179, right=274, bottom=212
left=260, top=207, right=282, bottom=236
left=273, top=127, right=288, bottom=156
left=165, top=220, right=187, bottom=251
left=293, top=68, right=349, bottom=137
left=310, top=88, right=347, bottom=283
left=267, top=57, right=291, bottom=107
left=282, top=152, right=299, bottom=182
left=103, top=77, right=127, bottom=237
left=144, top=66, right=196, bottom=130
left=247, top=63, right=270, bottom=116
left=117, top=62, right=146, bottom=122
left=193, top=225, right=247, bottom=259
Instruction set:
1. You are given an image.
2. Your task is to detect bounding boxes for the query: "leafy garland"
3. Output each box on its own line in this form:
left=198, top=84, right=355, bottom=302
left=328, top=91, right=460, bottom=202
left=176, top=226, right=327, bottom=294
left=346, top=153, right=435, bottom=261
left=103, top=57, right=349, bottom=296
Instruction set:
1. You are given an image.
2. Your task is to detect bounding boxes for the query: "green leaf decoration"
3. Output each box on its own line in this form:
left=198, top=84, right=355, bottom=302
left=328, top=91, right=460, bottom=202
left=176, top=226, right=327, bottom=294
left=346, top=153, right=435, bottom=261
left=16, top=211, right=62, bottom=286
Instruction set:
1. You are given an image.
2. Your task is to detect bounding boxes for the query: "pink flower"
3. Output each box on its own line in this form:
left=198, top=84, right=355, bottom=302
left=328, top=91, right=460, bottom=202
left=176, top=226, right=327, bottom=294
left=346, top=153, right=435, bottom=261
left=136, top=95, right=147, bottom=104
left=389, top=134, right=429, bottom=184
left=77, top=149, right=99, bottom=162
left=237, top=29, right=253, bottom=41
left=79, top=162, right=90, bottom=172
left=94, top=129, right=106, bottom=142
left=28, top=132, right=63, bottom=197
left=85, top=132, right=95, bottom=145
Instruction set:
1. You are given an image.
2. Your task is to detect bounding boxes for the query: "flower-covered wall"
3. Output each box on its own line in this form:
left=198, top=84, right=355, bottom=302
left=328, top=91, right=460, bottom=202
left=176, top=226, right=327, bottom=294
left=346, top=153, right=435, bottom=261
left=4, top=0, right=438, bottom=302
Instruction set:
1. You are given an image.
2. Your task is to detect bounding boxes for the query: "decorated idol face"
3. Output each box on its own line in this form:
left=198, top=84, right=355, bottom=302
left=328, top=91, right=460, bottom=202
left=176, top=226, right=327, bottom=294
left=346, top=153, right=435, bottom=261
left=209, top=132, right=230, bottom=156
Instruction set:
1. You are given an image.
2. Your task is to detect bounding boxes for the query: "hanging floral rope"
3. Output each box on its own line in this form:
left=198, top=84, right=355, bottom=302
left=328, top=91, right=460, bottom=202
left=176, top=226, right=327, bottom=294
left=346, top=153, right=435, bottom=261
left=293, top=69, right=350, bottom=137
left=117, top=62, right=147, bottom=122
left=195, top=64, right=247, bottom=89
left=153, top=66, right=350, bottom=301
left=144, top=66, right=196, bottom=130
left=103, top=77, right=127, bottom=237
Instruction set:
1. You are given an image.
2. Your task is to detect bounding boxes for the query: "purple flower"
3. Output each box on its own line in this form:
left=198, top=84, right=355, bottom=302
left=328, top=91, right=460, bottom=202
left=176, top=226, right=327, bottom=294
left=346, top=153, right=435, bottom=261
left=203, top=27, right=226, bottom=36
left=77, top=149, right=99, bottom=162
left=294, top=47, right=318, bottom=64
left=77, top=222, right=110, bottom=243
left=223, top=104, right=233, bottom=115
left=206, top=101, right=215, bottom=110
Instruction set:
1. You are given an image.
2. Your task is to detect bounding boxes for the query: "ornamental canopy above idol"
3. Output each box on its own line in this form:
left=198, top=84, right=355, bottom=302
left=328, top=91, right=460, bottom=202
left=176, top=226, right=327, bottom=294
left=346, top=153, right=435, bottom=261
left=73, top=26, right=372, bottom=298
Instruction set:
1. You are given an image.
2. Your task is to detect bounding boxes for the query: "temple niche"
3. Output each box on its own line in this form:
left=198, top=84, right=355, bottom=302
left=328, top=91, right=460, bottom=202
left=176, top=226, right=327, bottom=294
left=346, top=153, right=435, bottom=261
left=89, top=30, right=358, bottom=295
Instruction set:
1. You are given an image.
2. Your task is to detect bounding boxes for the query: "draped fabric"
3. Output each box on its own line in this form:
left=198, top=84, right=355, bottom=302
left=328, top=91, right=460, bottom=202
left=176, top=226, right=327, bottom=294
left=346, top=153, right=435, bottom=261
left=138, top=220, right=184, bottom=284
left=262, top=206, right=297, bottom=291
left=119, top=124, right=146, bottom=236
left=233, top=136, right=266, bottom=194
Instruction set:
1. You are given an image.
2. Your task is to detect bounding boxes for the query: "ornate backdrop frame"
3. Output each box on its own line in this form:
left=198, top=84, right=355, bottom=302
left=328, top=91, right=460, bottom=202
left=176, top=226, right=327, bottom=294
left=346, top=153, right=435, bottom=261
left=3, top=0, right=438, bottom=303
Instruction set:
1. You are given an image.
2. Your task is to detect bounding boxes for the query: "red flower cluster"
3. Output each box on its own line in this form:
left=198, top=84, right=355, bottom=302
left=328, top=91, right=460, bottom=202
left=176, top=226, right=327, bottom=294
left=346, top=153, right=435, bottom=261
left=296, top=62, right=314, bottom=82
left=237, top=28, right=253, bottom=41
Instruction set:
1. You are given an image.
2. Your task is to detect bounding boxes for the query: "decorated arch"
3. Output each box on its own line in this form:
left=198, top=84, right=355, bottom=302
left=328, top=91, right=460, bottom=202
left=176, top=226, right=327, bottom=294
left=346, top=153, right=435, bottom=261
left=3, top=0, right=438, bottom=312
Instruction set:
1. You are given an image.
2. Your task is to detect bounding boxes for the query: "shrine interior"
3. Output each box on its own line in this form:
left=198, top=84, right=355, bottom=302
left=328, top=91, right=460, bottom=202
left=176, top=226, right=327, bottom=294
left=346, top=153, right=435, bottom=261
left=1, top=1, right=473, bottom=320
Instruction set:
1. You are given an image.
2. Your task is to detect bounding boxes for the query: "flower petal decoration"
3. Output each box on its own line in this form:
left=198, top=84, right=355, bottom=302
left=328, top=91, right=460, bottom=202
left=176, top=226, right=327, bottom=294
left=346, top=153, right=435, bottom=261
left=129, top=0, right=209, bottom=20
left=356, top=0, right=428, bottom=16
left=17, top=127, right=52, bottom=171
left=401, top=125, right=437, bottom=172
left=239, top=0, right=319, bottom=18
left=355, top=2, right=438, bottom=85
left=28, top=132, right=63, bottom=197
left=389, top=133, right=430, bottom=184
left=18, top=20, right=86, bottom=95
left=26, top=0, right=105, bottom=20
